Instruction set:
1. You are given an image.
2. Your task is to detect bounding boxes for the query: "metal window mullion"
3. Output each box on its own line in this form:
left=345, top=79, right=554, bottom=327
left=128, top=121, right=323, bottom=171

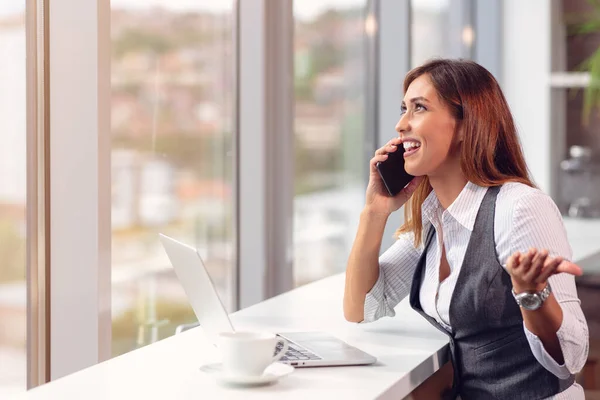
left=237, top=0, right=294, bottom=309
left=549, top=0, right=566, bottom=201
left=449, top=0, right=475, bottom=59
left=474, top=0, right=502, bottom=83
left=377, top=0, right=411, bottom=252
left=47, top=0, right=111, bottom=379
left=264, top=0, right=294, bottom=298
left=365, top=0, right=379, bottom=180
left=26, top=0, right=49, bottom=388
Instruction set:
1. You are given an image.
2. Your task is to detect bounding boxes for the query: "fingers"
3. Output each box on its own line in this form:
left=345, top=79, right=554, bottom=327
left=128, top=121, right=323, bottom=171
left=370, top=153, right=388, bottom=170
left=516, top=248, right=536, bottom=275
left=506, top=252, right=520, bottom=271
left=510, top=247, right=583, bottom=290
left=530, top=257, right=582, bottom=284
left=555, top=261, right=583, bottom=277
left=374, top=143, right=398, bottom=156
left=524, top=249, right=548, bottom=282
left=535, top=256, right=563, bottom=283
left=371, top=137, right=402, bottom=172
left=534, top=258, right=582, bottom=283
left=399, top=176, right=424, bottom=198
left=375, top=137, right=402, bottom=156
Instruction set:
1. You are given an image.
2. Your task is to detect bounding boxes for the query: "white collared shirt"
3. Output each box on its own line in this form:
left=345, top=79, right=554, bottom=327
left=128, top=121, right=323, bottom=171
left=364, top=182, right=588, bottom=399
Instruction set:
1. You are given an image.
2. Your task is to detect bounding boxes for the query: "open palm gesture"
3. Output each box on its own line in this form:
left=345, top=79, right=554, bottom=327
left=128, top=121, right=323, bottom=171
left=506, top=248, right=583, bottom=293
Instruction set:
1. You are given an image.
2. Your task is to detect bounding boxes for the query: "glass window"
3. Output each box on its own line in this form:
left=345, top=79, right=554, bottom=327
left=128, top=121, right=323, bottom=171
left=111, top=1, right=235, bottom=357
left=411, top=0, right=451, bottom=67
left=552, top=0, right=600, bottom=229
left=0, top=1, right=27, bottom=396
left=293, top=1, right=368, bottom=287
left=550, top=4, right=600, bottom=387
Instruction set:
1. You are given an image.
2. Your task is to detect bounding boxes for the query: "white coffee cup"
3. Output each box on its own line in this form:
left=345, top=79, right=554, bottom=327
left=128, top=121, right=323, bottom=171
left=217, top=331, right=289, bottom=377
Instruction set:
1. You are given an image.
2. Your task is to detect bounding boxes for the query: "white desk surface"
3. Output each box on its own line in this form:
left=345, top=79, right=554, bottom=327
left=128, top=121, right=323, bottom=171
left=16, top=274, right=448, bottom=400
left=15, top=218, right=598, bottom=400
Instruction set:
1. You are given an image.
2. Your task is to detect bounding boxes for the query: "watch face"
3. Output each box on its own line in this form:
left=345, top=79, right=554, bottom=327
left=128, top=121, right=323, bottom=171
left=519, top=294, right=542, bottom=310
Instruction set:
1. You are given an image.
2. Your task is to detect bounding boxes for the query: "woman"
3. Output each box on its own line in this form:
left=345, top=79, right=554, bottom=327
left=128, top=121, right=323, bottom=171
left=343, top=59, right=588, bottom=400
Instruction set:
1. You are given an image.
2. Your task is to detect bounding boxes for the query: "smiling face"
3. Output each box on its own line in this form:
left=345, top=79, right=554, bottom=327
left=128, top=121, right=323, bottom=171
left=396, top=74, right=461, bottom=178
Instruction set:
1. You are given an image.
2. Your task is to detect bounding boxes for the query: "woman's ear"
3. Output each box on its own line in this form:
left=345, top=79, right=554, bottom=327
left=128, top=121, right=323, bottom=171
left=454, top=121, right=464, bottom=143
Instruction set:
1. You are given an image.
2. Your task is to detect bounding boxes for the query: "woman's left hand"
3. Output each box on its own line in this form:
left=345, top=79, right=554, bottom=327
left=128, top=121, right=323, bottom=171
left=506, top=248, right=583, bottom=293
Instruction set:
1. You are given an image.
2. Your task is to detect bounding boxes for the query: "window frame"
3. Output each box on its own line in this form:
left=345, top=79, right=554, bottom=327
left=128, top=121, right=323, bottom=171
left=38, top=0, right=505, bottom=381
left=26, top=0, right=50, bottom=388
left=46, top=0, right=111, bottom=380
left=376, top=0, right=412, bottom=252
left=237, top=0, right=295, bottom=308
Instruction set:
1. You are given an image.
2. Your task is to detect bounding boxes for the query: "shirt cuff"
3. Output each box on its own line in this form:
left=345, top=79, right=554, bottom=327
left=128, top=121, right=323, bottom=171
left=556, top=305, right=589, bottom=374
left=523, top=322, right=571, bottom=379
left=361, top=270, right=395, bottom=323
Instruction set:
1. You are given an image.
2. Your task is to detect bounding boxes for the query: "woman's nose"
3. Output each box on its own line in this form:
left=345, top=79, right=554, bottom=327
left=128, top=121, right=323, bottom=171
left=395, top=113, right=409, bottom=134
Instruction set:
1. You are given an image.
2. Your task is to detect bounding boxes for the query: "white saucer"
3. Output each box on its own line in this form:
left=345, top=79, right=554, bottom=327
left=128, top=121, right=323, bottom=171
left=199, top=362, right=294, bottom=386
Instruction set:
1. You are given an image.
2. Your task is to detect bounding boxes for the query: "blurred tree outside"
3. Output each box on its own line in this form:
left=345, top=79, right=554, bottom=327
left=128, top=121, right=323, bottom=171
left=293, top=6, right=365, bottom=195
left=112, top=297, right=195, bottom=357
left=114, top=29, right=174, bottom=59
left=294, top=144, right=340, bottom=195
left=341, top=112, right=365, bottom=183
left=113, top=24, right=215, bottom=60
left=112, top=133, right=232, bottom=180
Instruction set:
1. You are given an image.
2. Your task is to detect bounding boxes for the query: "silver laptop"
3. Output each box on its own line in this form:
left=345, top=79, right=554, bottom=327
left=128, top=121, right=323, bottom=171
left=159, top=234, right=377, bottom=368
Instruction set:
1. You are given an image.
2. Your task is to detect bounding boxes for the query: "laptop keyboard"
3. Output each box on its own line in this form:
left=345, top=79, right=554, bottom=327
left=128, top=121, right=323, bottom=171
left=276, top=340, right=322, bottom=362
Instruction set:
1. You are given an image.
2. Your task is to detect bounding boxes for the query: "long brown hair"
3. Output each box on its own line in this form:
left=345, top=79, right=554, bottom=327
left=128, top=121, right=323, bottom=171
left=397, top=59, right=534, bottom=246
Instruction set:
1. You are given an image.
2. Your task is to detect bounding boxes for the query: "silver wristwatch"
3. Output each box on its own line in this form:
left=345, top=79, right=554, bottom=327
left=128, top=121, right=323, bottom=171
left=512, top=283, right=552, bottom=311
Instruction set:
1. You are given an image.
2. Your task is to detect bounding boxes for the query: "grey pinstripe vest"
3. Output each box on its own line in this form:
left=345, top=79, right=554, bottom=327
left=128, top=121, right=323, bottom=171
left=409, top=186, right=575, bottom=399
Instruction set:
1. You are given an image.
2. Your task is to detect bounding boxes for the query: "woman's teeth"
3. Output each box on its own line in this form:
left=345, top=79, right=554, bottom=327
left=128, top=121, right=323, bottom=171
left=402, top=142, right=421, bottom=150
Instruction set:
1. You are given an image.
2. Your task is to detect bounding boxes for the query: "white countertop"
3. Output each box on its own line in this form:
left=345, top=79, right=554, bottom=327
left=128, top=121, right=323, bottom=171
left=14, top=217, right=598, bottom=400
left=16, top=274, right=449, bottom=400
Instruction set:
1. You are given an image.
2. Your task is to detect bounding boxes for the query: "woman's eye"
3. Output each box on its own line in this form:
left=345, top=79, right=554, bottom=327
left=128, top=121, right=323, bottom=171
left=401, top=103, right=426, bottom=115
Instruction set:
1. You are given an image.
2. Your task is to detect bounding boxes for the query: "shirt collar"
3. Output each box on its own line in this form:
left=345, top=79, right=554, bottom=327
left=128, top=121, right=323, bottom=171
left=421, top=189, right=441, bottom=227
left=421, top=182, right=489, bottom=232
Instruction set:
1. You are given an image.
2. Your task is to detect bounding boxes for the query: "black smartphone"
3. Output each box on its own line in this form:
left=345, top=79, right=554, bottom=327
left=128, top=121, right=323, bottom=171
left=376, top=145, right=414, bottom=197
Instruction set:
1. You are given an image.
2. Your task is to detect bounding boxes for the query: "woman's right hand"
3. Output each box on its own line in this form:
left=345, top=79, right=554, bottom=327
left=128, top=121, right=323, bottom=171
left=366, top=137, right=424, bottom=216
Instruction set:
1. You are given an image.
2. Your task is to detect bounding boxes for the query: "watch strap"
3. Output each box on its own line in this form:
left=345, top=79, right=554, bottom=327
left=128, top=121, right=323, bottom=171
left=512, top=283, right=552, bottom=309
left=538, top=282, right=552, bottom=301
